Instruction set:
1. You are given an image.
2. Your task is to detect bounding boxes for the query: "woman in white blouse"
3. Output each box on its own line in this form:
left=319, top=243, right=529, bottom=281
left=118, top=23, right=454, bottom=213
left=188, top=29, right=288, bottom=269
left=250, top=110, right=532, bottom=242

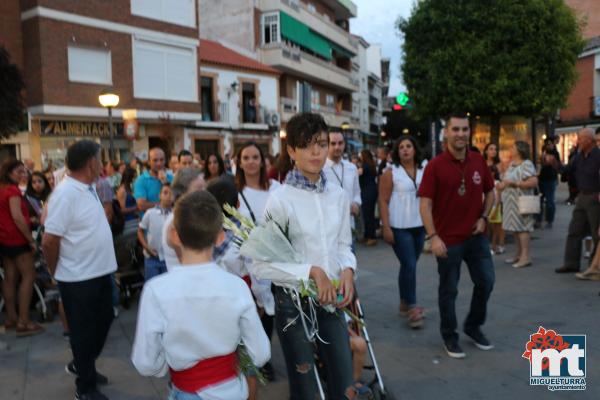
left=234, top=141, right=279, bottom=382
left=379, top=136, right=426, bottom=329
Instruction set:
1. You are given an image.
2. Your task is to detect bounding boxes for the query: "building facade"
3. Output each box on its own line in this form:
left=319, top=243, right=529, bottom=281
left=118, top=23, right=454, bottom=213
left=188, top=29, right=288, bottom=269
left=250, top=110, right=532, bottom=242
left=0, top=0, right=201, bottom=168
left=556, top=36, right=600, bottom=161
left=190, top=39, right=281, bottom=159
left=200, top=0, right=359, bottom=139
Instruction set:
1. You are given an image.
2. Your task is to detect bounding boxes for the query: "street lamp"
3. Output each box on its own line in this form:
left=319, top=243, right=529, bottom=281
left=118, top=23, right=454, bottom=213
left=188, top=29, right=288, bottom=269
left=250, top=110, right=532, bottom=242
left=98, top=89, right=119, bottom=160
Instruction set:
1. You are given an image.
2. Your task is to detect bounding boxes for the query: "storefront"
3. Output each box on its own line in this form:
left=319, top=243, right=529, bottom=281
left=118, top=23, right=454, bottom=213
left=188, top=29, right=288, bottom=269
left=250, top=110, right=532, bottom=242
left=38, top=119, right=129, bottom=168
left=471, top=116, right=546, bottom=166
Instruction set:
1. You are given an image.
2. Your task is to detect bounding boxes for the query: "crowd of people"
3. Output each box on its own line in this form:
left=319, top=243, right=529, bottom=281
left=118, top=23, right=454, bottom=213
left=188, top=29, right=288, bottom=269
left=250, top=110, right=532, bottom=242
left=1, top=112, right=599, bottom=399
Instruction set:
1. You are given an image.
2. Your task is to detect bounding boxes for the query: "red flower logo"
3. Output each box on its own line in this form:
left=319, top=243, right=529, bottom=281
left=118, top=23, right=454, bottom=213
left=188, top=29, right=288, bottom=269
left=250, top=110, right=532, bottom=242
left=522, top=326, right=570, bottom=371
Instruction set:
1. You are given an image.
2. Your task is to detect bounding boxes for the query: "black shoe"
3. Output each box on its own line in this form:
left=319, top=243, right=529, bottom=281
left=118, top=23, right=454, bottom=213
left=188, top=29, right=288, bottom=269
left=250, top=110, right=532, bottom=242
left=75, top=389, right=108, bottom=400
left=464, top=328, right=494, bottom=350
left=443, top=339, right=466, bottom=359
left=260, top=361, right=275, bottom=382
left=555, top=266, right=579, bottom=274
left=66, top=362, right=109, bottom=385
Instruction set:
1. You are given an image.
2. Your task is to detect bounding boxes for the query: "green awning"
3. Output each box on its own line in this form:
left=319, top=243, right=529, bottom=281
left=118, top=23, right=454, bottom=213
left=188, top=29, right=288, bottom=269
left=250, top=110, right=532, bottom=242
left=329, top=40, right=355, bottom=58
left=280, top=12, right=332, bottom=60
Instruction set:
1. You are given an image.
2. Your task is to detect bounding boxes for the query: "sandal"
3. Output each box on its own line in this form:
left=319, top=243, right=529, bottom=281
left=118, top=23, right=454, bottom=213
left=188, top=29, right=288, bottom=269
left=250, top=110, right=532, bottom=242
left=407, top=307, right=425, bottom=329
left=16, top=322, right=44, bottom=338
left=575, top=270, right=600, bottom=281
left=3, top=320, right=17, bottom=331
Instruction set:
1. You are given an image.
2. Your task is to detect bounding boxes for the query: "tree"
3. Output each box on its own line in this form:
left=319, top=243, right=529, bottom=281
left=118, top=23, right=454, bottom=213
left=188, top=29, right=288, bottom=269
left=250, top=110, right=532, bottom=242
left=0, top=46, right=25, bottom=139
left=397, top=0, right=585, bottom=120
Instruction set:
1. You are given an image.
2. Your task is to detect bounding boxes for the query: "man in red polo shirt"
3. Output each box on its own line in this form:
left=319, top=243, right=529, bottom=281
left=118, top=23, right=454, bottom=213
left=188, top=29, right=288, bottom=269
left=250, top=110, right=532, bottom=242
left=418, top=112, right=495, bottom=359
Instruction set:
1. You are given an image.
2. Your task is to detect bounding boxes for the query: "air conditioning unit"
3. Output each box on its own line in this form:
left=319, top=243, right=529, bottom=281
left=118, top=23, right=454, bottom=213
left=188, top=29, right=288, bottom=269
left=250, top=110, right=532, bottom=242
left=266, top=111, right=281, bottom=127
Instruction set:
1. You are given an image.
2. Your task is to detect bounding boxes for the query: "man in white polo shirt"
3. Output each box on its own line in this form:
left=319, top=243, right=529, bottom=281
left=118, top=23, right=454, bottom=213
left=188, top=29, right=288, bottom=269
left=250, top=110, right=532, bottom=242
left=324, top=131, right=361, bottom=246
left=43, top=140, right=117, bottom=400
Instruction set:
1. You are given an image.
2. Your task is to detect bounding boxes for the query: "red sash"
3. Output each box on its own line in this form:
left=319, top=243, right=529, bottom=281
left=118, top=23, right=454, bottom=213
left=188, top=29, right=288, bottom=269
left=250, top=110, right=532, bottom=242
left=169, top=352, right=238, bottom=393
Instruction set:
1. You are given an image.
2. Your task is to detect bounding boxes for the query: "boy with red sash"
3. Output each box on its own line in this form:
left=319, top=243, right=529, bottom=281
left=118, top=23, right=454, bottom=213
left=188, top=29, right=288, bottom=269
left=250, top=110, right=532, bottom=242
left=131, top=190, right=270, bottom=399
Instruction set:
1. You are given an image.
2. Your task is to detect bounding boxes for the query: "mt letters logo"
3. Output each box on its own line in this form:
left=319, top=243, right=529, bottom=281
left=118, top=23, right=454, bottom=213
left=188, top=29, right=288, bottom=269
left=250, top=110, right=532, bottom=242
left=522, top=326, right=586, bottom=391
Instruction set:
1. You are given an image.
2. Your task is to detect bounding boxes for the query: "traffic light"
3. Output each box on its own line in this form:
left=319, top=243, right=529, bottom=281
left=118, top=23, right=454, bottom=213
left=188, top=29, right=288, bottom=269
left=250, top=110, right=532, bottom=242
left=393, top=92, right=410, bottom=110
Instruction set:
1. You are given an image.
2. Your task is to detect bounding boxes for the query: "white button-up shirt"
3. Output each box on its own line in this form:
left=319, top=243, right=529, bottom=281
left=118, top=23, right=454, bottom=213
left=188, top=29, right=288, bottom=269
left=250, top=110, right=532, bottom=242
left=44, top=176, right=117, bottom=282
left=131, top=262, right=270, bottom=399
left=250, top=183, right=356, bottom=287
left=323, top=158, right=361, bottom=229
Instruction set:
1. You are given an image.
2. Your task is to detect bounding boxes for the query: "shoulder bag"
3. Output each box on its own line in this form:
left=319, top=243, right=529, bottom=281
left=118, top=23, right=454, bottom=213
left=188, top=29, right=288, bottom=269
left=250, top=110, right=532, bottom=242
left=517, top=162, right=540, bottom=215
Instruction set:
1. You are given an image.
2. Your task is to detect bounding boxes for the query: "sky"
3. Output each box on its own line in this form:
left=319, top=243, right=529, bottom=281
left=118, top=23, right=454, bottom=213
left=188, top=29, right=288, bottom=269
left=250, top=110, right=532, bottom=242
left=350, top=0, right=414, bottom=95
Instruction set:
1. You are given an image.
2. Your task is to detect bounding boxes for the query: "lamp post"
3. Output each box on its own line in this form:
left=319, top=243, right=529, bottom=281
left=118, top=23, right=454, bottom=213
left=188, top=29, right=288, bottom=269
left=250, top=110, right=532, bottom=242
left=98, top=89, right=120, bottom=160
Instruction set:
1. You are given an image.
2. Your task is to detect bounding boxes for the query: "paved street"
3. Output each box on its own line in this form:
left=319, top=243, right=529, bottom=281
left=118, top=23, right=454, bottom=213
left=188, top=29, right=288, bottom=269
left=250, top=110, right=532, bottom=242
left=1, top=185, right=598, bottom=400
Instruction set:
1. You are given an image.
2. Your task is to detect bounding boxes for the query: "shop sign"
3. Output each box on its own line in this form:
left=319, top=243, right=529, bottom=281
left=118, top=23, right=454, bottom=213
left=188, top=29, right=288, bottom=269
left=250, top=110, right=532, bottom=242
left=40, top=120, right=123, bottom=137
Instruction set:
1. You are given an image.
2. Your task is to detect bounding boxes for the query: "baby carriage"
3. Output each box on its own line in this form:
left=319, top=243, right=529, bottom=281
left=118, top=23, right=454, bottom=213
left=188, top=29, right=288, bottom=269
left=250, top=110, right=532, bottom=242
left=312, top=293, right=397, bottom=400
left=113, top=223, right=145, bottom=308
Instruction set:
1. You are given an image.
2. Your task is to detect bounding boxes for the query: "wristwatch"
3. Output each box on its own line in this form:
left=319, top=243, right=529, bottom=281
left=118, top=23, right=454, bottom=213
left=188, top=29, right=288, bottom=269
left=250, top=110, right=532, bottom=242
left=480, top=215, right=488, bottom=223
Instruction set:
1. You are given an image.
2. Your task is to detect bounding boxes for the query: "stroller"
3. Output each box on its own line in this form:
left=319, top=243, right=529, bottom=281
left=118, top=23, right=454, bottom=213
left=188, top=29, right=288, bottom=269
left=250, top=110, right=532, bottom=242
left=113, top=222, right=145, bottom=308
left=312, top=294, right=397, bottom=400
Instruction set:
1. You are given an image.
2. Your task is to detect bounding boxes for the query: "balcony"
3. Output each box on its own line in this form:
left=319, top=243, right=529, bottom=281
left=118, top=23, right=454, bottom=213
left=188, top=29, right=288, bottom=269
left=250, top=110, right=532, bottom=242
left=260, top=0, right=358, bottom=54
left=315, top=104, right=354, bottom=129
left=197, top=102, right=229, bottom=128
left=369, top=95, right=379, bottom=109
left=280, top=97, right=298, bottom=123
left=260, top=42, right=359, bottom=92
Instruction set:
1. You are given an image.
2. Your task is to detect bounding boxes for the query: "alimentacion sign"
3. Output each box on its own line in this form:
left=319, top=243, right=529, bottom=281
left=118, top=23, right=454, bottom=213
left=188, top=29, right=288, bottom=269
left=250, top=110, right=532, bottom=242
left=41, top=120, right=124, bottom=137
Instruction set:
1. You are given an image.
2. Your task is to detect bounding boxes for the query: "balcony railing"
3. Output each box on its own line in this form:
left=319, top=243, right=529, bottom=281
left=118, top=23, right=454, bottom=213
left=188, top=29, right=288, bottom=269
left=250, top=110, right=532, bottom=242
left=262, top=42, right=358, bottom=91
left=278, top=0, right=358, bottom=50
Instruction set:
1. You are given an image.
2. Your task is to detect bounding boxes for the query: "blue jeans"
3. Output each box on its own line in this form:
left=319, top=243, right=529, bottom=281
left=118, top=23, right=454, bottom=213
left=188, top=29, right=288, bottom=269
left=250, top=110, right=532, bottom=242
left=436, top=234, right=495, bottom=341
left=168, top=386, right=203, bottom=400
left=391, top=227, right=425, bottom=306
left=537, top=179, right=557, bottom=224
left=273, top=286, right=353, bottom=400
left=144, top=257, right=167, bottom=281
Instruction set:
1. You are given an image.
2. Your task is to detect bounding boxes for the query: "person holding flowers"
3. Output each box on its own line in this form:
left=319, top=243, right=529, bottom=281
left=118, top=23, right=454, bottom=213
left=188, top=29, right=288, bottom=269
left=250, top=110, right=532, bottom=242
left=250, top=113, right=358, bottom=400
left=131, top=190, right=270, bottom=400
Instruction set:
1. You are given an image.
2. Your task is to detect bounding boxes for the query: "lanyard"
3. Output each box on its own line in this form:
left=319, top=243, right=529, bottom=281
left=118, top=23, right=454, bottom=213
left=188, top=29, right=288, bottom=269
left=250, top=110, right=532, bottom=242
left=331, top=162, right=344, bottom=188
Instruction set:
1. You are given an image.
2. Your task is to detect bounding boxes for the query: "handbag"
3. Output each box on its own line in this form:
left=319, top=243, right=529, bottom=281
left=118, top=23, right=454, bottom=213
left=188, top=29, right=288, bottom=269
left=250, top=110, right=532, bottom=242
left=516, top=162, right=540, bottom=215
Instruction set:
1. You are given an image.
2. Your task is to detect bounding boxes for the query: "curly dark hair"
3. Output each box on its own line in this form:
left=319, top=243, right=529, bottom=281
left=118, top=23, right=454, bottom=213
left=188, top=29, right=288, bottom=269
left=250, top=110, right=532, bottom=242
left=286, top=113, right=329, bottom=149
left=391, top=136, right=423, bottom=168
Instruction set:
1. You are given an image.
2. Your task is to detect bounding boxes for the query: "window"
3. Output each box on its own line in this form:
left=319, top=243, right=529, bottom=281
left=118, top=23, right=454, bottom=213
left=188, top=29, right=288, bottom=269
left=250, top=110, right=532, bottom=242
left=131, top=0, right=195, bottom=27
left=201, top=77, right=215, bottom=121
left=262, top=13, right=280, bottom=45
left=68, top=46, right=111, bottom=84
left=242, top=82, right=257, bottom=123
left=311, top=90, right=320, bottom=110
left=133, top=38, right=197, bottom=102
left=326, top=94, right=335, bottom=107
left=307, top=3, right=317, bottom=13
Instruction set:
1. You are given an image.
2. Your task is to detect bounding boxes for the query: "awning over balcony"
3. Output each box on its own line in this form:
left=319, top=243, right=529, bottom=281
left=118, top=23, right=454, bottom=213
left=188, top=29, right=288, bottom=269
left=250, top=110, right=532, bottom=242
left=280, top=11, right=332, bottom=60
left=279, top=12, right=355, bottom=61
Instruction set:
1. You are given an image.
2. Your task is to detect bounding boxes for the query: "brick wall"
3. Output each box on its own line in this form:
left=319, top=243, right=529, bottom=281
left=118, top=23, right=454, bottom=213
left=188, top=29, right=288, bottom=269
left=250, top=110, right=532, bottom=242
left=20, top=0, right=198, bottom=37
left=560, top=55, right=594, bottom=122
left=565, top=0, right=600, bottom=39
left=23, top=18, right=200, bottom=113
left=0, top=0, right=24, bottom=69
